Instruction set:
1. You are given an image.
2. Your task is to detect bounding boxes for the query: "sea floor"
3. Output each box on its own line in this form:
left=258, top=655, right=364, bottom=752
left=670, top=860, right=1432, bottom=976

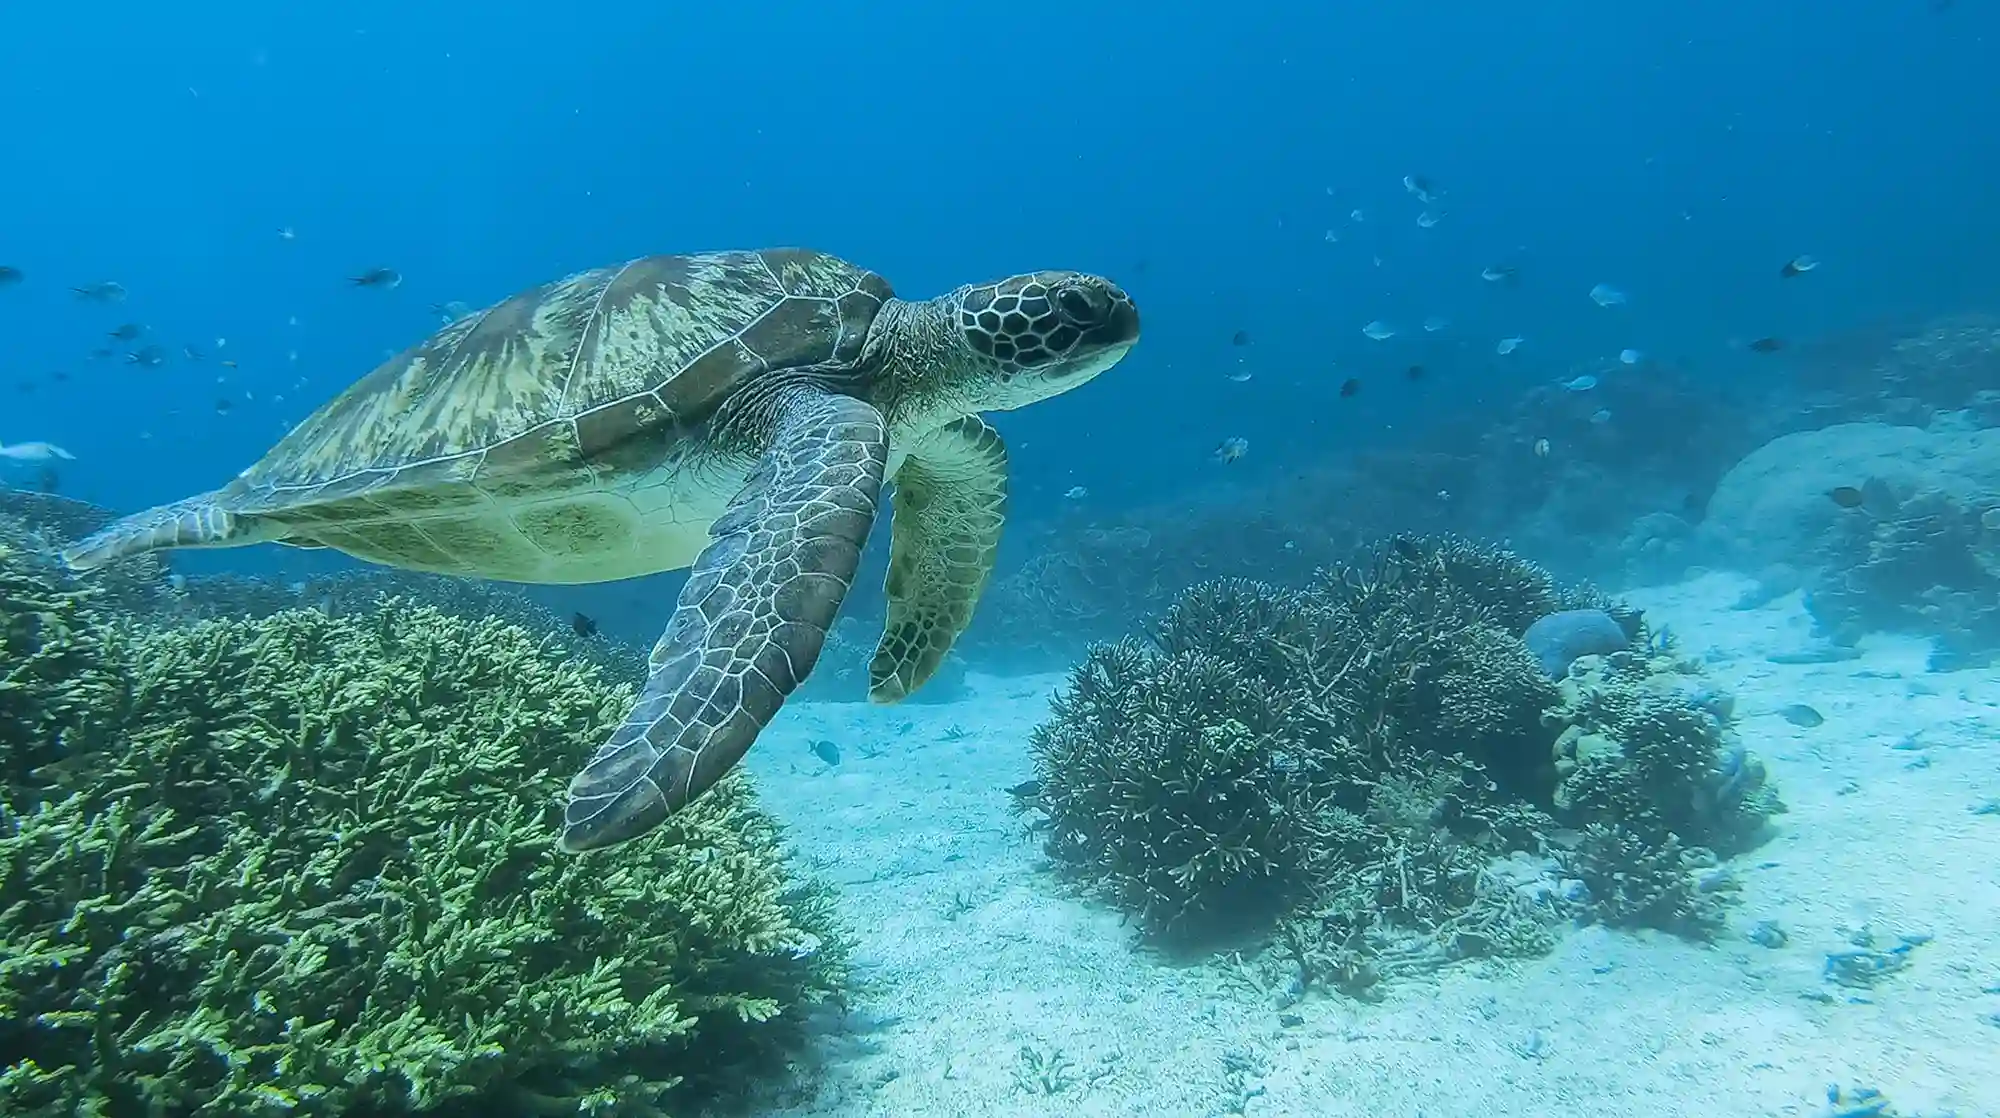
left=738, top=571, right=2000, bottom=1118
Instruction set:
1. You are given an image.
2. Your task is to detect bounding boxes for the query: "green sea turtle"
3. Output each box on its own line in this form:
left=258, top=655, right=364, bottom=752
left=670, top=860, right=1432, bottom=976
left=63, top=248, right=1139, bottom=851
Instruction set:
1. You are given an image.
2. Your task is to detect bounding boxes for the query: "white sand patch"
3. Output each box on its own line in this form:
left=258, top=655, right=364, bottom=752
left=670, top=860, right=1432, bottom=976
left=740, top=576, right=1999, bottom=1117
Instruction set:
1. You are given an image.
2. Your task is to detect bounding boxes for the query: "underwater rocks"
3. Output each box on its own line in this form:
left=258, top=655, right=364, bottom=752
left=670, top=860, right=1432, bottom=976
left=1703, top=421, right=2000, bottom=667
left=1700, top=422, right=2000, bottom=571
left=1522, top=607, right=1633, bottom=677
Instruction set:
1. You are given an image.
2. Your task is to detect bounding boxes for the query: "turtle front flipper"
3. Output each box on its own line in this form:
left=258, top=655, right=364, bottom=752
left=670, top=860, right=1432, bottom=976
left=868, top=416, right=1007, bottom=703
left=62, top=491, right=292, bottom=571
left=559, top=389, right=887, bottom=853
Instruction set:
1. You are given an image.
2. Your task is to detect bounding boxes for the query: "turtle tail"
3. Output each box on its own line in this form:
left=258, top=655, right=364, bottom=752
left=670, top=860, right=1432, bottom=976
left=62, top=492, right=285, bottom=571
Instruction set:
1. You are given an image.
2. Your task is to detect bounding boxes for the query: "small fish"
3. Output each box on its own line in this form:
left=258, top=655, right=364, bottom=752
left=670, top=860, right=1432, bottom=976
left=1827, top=486, right=1865, bottom=509
left=1747, top=337, right=1785, bottom=353
left=0, top=440, right=75, bottom=461
left=1981, top=507, right=2000, bottom=531
left=1323, top=228, right=1340, bottom=243
left=1231, top=329, right=1252, bottom=346
left=431, top=300, right=473, bottom=323
left=71, top=281, right=126, bottom=302
left=108, top=322, right=145, bottom=341
left=1481, top=265, right=1518, bottom=284
left=1416, top=211, right=1440, bottom=228
left=570, top=612, right=599, bottom=638
left=220, top=359, right=239, bottom=369
left=1422, top=316, right=1448, bottom=333
left=0, top=265, right=22, bottom=287
left=1213, top=436, right=1249, bottom=464
left=214, top=398, right=233, bottom=415
left=349, top=267, right=402, bottom=288
left=87, top=347, right=113, bottom=361
left=1588, top=283, right=1628, bottom=307
left=182, top=343, right=204, bottom=361
left=1561, top=374, right=1599, bottom=392
left=277, top=226, right=297, bottom=241
left=1533, top=438, right=1551, bottom=458
left=1589, top=408, right=1612, bottom=425
left=1063, top=485, right=1088, bottom=500
left=126, top=345, right=167, bottom=367
left=1402, top=174, right=1440, bottom=203
left=1006, top=779, right=1041, bottom=799
left=1225, top=368, right=1253, bottom=383
left=1779, top=255, right=1819, bottom=278
left=1778, top=703, right=1825, bottom=728
left=1349, top=209, right=1365, bottom=223
left=1362, top=320, right=1396, bottom=341
left=1619, top=348, right=1643, bottom=365
left=1404, top=364, right=1425, bottom=381
left=1339, top=377, right=1361, bottom=398
left=810, top=739, right=841, bottom=766
left=1496, top=336, right=1524, bottom=355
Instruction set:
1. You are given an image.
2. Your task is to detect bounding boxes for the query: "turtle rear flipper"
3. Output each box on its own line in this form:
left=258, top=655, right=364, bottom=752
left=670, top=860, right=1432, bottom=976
left=868, top=416, right=1006, bottom=702
left=61, top=491, right=292, bottom=571
left=559, top=388, right=887, bottom=853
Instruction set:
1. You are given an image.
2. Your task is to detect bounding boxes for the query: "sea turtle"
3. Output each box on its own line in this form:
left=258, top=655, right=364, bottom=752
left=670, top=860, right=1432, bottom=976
left=63, top=248, right=1139, bottom=851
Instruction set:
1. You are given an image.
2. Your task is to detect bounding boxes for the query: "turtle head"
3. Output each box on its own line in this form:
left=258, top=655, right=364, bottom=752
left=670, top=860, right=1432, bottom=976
left=940, top=271, right=1139, bottom=411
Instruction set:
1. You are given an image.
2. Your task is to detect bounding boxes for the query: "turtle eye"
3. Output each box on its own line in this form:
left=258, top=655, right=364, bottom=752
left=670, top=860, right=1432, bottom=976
left=1057, top=285, right=1107, bottom=325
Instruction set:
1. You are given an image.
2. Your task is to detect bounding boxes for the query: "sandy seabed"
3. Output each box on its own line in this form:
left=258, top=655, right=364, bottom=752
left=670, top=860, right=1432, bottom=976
left=737, top=571, right=1999, bottom=1118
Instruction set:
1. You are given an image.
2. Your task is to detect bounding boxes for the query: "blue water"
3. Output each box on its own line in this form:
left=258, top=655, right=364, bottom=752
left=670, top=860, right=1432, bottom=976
left=5, top=2, right=1992, bottom=526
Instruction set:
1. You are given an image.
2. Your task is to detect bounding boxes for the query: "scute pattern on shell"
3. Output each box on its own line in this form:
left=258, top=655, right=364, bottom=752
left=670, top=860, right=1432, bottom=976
left=230, top=249, right=892, bottom=510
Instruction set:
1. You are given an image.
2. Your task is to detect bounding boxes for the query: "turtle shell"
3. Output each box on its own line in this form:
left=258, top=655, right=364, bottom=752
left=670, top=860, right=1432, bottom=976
left=227, top=248, right=892, bottom=513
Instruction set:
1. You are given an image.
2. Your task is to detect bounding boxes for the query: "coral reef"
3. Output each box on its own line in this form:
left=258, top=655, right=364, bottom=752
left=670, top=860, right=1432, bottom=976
left=0, top=494, right=170, bottom=618
left=0, top=541, right=846, bottom=1116
left=1807, top=486, right=2000, bottom=669
left=1701, top=421, right=2000, bottom=666
left=1027, top=536, right=1779, bottom=993
left=1791, top=312, right=2000, bottom=426
left=1543, top=653, right=1784, bottom=935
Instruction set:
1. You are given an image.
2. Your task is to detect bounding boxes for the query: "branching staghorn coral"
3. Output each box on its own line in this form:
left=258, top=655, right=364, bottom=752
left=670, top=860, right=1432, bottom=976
left=0, top=550, right=847, bottom=1117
